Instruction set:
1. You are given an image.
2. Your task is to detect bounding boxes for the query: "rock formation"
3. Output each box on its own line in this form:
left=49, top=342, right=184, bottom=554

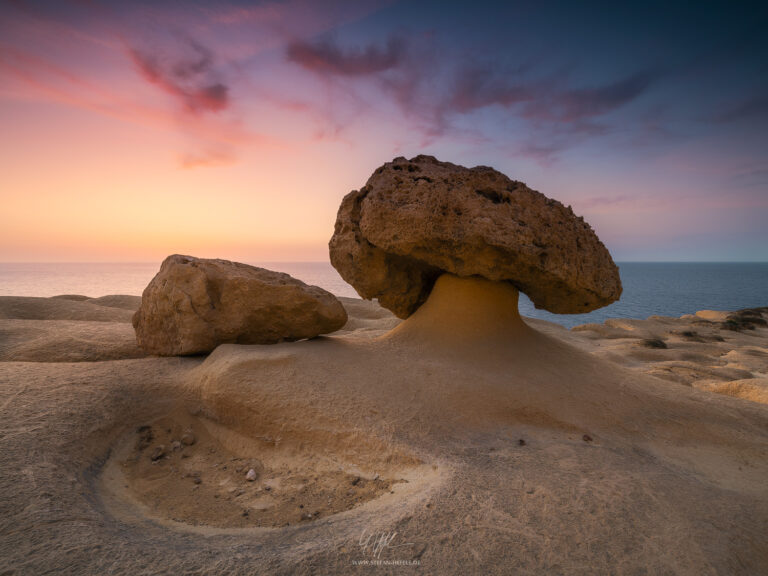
left=329, top=155, right=621, bottom=318
left=133, top=255, right=347, bottom=355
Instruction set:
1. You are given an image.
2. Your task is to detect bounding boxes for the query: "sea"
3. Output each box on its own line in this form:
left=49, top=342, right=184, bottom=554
left=0, top=262, right=766, bottom=329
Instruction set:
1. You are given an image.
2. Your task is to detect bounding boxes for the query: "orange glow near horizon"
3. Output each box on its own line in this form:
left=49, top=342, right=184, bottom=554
left=1, top=1, right=766, bottom=263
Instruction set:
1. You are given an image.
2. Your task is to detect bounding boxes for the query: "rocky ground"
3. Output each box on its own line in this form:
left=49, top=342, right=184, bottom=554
left=0, top=287, right=766, bottom=574
left=529, top=306, right=768, bottom=404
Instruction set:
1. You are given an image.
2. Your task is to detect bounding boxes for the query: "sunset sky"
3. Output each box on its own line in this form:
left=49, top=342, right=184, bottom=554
left=1, top=0, right=766, bottom=262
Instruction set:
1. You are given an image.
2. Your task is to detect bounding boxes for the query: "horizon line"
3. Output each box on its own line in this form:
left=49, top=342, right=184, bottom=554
left=1, top=260, right=767, bottom=265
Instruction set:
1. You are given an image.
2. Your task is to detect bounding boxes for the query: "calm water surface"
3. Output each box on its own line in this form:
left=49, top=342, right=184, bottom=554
left=1, top=262, right=766, bottom=329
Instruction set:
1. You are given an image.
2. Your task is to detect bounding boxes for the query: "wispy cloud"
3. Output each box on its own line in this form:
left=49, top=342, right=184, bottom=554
left=443, top=63, right=535, bottom=114
left=286, top=36, right=404, bottom=76
left=523, top=71, right=658, bottom=122
left=179, top=148, right=236, bottom=169
left=729, top=166, right=768, bottom=189
left=283, top=33, right=660, bottom=162
left=713, top=93, right=768, bottom=123
left=435, top=65, right=658, bottom=129
left=128, top=39, right=230, bottom=114
left=0, top=43, right=164, bottom=123
left=0, top=42, right=273, bottom=170
left=577, top=194, right=637, bottom=210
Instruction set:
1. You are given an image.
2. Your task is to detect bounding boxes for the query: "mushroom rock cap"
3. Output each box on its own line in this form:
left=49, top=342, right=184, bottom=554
left=329, top=155, right=621, bottom=318
left=133, top=255, right=347, bottom=355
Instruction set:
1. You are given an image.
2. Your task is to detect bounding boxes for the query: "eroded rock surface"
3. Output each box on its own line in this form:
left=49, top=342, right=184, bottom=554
left=133, top=255, right=347, bottom=355
left=330, top=155, right=621, bottom=318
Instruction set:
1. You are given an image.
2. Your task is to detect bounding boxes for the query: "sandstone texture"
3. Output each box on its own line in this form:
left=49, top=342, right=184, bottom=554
left=133, top=255, right=347, bottom=355
left=329, top=155, right=622, bottom=318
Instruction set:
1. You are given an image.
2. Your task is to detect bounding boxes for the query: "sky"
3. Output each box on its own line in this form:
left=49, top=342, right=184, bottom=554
left=0, top=0, right=766, bottom=262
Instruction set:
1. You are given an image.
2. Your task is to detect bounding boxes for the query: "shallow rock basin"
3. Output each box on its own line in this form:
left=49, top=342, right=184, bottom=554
left=99, top=399, right=439, bottom=532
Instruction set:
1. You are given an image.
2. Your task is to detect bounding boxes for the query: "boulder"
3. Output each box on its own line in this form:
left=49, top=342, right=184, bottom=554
left=329, top=155, right=621, bottom=318
left=133, top=255, right=347, bottom=355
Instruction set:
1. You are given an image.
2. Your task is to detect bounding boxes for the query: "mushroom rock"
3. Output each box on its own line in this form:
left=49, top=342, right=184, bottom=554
left=329, top=155, right=621, bottom=318
left=133, top=255, right=347, bottom=356
left=386, top=274, right=529, bottom=347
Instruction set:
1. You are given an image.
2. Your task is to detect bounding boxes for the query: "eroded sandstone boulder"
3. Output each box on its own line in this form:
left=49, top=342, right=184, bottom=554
left=133, top=255, right=347, bottom=355
left=329, top=155, right=621, bottom=318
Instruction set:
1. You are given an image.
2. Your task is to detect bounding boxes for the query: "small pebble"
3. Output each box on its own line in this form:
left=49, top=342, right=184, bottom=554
left=193, top=477, right=202, bottom=485
left=301, top=512, right=313, bottom=521
left=150, top=445, right=166, bottom=461
left=351, top=477, right=361, bottom=486
left=518, top=439, right=526, bottom=446
left=181, top=432, right=196, bottom=446
left=246, top=468, right=258, bottom=482
left=171, top=441, right=182, bottom=451
left=582, top=434, right=593, bottom=442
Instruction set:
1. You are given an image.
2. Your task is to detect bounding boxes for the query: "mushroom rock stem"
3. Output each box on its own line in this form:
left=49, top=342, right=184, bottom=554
left=385, top=274, right=531, bottom=349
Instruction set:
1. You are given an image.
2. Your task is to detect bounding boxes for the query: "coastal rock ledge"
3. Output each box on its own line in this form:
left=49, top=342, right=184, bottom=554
left=330, top=155, right=622, bottom=318
left=133, top=255, right=347, bottom=355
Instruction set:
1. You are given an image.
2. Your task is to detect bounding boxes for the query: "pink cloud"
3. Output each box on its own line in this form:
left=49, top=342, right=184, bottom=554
left=127, top=40, right=230, bottom=115
left=179, top=148, right=236, bottom=169
left=0, top=44, right=277, bottom=164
